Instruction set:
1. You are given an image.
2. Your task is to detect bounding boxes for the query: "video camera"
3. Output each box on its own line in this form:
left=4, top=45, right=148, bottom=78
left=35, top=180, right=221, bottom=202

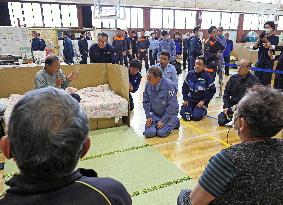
left=259, top=31, right=267, bottom=39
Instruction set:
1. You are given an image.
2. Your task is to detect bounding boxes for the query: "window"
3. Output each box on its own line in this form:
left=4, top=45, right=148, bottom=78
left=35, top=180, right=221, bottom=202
left=150, top=9, right=162, bottom=28
left=8, top=2, right=23, bottom=26
left=92, top=7, right=142, bottom=29
left=101, top=19, right=116, bottom=28
left=30, top=3, right=43, bottom=27
left=220, top=13, right=239, bottom=29
left=277, top=16, right=283, bottom=30
left=131, top=8, right=138, bottom=28
left=175, top=10, right=186, bottom=29
left=163, top=9, right=174, bottom=29
left=201, top=12, right=221, bottom=29
left=61, top=5, right=78, bottom=27
left=117, top=8, right=131, bottom=29
left=186, top=11, right=197, bottom=29
left=174, top=10, right=196, bottom=29
left=130, top=8, right=143, bottom=28
left=242, top=0, right=277, bottom=3
left=137, top=8, right=144, bottom=28
left=42, top=4, right=61, bottom=27
left=243, top=14, right=274, bottom=30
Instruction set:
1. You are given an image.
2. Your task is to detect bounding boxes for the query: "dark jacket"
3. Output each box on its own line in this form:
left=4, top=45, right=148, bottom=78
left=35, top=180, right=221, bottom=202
left=204, top=37, right=219, bottom=69
left=223, top=39, right=233, bottom=57
left=186, top=36, right=194, bottom=55
left=89, top=43, right=114, bottom=63
left=174, top=39, right=182, bottom=55
left=63, top=37, right=74, bottom=59
left=182, top=70, right=216, bottom=106
left=183, top=39, right=188, bottom=54
left=276, top=51, right=283, bottom=71
left=223, top=72, right=259, bottom=109
left=190, top=36, right=202, bottom=58
left=78, top=38, right=88, bottom=57
left=129, top=71, right=142, bottom=93
left=137, top=36, right=150, bottom=50
left=113, top=36, right=128, bottom=53
left=0, top=168, right=132, bottom=205
left=130, top=36, right=138, bottom=51
left=253, top=34, right=279, bottom=65
left=31, top=38, right=42, bottom=52
left=125, top=36, right=131, bottom=51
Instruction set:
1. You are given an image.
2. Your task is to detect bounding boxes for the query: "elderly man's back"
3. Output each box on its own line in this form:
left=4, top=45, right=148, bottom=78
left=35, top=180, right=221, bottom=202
left=0, top=87, right=131, bottom=205
left=1, top=170, right=130, bottom=205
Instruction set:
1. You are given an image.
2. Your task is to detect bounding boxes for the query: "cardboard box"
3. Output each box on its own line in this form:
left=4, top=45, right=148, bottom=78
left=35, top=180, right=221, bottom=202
left=0, top=64, right=130, bottom=130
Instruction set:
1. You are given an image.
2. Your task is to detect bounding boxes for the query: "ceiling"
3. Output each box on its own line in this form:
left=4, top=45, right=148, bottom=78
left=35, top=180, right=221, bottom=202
left=14, top=0, right=283, bottom=14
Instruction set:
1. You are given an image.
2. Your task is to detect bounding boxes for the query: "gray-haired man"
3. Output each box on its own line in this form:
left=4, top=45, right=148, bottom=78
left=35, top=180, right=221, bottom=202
left=0, top=87, right=131, bottom=205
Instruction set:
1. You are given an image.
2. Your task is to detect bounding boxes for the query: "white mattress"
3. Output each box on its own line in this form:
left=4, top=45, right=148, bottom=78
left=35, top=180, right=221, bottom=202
left=1, top=84, right=128, bottom=126
left=77, top=84, right=128, bottom=119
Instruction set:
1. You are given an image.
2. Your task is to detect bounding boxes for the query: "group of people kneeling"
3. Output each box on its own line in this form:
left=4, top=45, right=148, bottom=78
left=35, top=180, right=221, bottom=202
left=0, top=50, right=281, bottom=204
left=142, top=53, right=259, bottom=138
left=0, top=80, right=282, bottom=205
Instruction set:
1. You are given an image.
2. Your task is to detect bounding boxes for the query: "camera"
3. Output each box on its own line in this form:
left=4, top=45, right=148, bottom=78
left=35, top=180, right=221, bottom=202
left=259, top=31, right=267, bottom=39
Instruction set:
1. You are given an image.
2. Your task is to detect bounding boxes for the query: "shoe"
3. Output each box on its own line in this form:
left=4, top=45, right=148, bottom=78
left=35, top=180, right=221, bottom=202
left=175, top=121, right=180, bottom=129
left=183, top=112, right=191, bottom=121
left=225, top=121, right=234, bottom=127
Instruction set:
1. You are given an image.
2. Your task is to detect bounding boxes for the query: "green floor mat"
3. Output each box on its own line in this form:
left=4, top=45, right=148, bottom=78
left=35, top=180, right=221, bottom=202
left=2, top=126, right=195, bottom=204
left=132, top=180, right=195, bottom=205
left=87, top=126, right=145, bottom=155
left=79, top=147, right=194, bottom=194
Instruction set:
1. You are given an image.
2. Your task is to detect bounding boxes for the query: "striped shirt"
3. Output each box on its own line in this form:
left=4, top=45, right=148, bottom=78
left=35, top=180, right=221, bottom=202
left=199, top=150, right=236, bottom=197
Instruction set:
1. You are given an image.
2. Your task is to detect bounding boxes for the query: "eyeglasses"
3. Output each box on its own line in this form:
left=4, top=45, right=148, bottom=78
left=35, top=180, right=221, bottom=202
left=98, top=39, right=107, bottom=44
left=237, top=64, right=249, bottom=69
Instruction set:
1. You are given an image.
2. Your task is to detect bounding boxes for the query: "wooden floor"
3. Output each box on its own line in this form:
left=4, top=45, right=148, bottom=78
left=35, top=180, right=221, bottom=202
left=0, top=67, right=282, bottom=193
left=131, top=67, right=282, bottom=180
left=130, top=68, right=239, bottom=180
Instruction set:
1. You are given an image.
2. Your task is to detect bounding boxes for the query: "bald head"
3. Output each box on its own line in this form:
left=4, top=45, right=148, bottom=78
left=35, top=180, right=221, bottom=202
left=238, top=59, right=252, bottom=77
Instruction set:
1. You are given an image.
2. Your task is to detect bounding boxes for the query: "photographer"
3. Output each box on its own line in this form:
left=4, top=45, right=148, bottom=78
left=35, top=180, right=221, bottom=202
left=253, top=21, right=279, bottom=86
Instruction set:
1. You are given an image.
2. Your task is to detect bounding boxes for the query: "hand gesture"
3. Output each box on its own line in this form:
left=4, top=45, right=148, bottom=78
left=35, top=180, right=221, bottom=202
left=157, top=121, right=164, bottom=129
left=223, top=108, right=228, bottom=115
left=183, top=100, right=189, bottom=106
left=197, top=101, right=204, bottom=108
left=67, top=72, right=78, bottom=81
left=56, top=77, right=63, bottom=87
left=129, top=83, right=133, bottom=91
left=146, top=118, right=153, bottom=127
